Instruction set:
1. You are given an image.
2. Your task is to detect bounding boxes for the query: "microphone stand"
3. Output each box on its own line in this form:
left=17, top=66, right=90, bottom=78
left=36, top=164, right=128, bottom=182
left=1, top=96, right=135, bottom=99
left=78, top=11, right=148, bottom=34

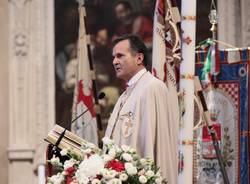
left=51, top=109, right=88, bottom=155
left=51, top=105, right=95, bottom=156
left=194, top=77, right=230, bottom=184
left=51, top=92, right=105, bottom=156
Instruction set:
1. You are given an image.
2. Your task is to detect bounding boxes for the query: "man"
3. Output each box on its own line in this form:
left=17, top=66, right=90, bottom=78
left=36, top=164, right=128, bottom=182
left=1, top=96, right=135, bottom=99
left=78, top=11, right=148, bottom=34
left=105, top=34, right=179, bottom=183
left=113, top=1, right=135, bottom=39
left=113, top=0, right=153, bottom=47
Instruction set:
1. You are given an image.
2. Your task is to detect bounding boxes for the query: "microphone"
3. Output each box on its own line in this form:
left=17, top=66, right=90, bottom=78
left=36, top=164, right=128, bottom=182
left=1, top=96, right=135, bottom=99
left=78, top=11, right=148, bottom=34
left=98, top=91, right=105, bottom=99
left=52, top=92, right=105, bottom=155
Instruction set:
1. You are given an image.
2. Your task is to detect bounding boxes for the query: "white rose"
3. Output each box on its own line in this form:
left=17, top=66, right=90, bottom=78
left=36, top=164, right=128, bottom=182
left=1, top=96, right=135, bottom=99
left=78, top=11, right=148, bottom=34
left=82, top=148, right=92, bottom=154
left=113, top=145, right=122, bottom=153
left=146, top=170, right=154, bottom=178
left=138, top=169, right=145, bottom=176
left=75, top=169, right=89, bottom=184
left=140, top=158, right=147, bottom=166
left=99, top=168, right=108, bottom=175
left=60, top=148, right=68, bottom=156
left=146, top=158, right=154, bottom=165
left=119, top=173, right=128, bottom=181
left=63, top=159, right=75, bottom=170
left=125, top=162, right=133, bottom=168
left=155, top=176, right=163, bottom=183
left=91, top=178, right=101, bottom=184
left=128, top=147, right=136, bottom=154
left=102, top=154, right=113, bottom=163
left=78, top=154, right=104, bottom=178
left=101, top=168, right=110, bottom=179
left=122, top=153, right=133, bottom=162
left=49, top=173, right=65, bottom=184
left=127, top=167, right=137, bottom=175
left=50, top=156, right=61, bottom=166
left=107, top=178, right=122, bottom=184
left=102, top=137, right=114, bottom=146
left=155, top=170, right=161, bottom=177
left=107, top=170, right=117, bottom=179
left=125, top=163, right=137, bottom=175
left=77, top=174, right=89, bottom=184
left=121, top=145, right=130, bottom=152
left=139, top=175, right=147, bottom=184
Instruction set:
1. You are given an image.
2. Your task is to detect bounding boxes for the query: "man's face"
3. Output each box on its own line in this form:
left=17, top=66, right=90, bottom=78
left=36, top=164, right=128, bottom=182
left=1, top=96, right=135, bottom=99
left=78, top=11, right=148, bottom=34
left=115, top=4, right=131, bottom=23
left=96, top=29, right=108, bottom=46
left=112, top=40, right=144, bottom=81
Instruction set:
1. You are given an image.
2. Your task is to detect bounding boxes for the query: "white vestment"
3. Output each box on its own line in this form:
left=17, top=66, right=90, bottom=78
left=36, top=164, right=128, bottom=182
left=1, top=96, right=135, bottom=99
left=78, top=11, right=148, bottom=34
left=105, top=69, right=179, bottom=183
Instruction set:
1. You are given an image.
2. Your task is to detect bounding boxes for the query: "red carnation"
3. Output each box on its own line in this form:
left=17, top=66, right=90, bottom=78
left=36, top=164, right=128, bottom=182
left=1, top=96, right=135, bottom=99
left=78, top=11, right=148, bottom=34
left=66, top=167, right=75, bottom=176
left=106, top=159, right=125, bottom=172
left=66, top=176, right=73, bottom=184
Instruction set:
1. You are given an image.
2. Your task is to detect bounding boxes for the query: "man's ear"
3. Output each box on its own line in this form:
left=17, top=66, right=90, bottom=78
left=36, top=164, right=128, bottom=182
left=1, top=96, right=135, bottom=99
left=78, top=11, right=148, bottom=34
left=136, top=53, right=144, bottom=65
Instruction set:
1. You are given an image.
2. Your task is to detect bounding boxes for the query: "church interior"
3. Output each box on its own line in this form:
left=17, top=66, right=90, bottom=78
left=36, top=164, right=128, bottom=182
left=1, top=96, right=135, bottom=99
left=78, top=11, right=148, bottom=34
left=0, top=0, right=249, bottom=183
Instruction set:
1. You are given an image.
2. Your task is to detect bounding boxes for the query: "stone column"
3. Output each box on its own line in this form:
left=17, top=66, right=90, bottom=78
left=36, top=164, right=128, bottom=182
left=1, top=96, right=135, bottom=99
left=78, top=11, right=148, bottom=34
left=0, top=0, right=9, bottom=183
left=8, top=0, right=55, bottom=183
left=218, top=0, right=241, bottom=48
left=240, top=0, right=250, bottom=47
left=218, top=0, right=250, bottom=48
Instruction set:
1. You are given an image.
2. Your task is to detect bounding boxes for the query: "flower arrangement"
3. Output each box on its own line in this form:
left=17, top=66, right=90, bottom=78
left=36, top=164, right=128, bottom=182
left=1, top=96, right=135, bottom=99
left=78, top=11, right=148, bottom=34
left=47, top=137, right=167, bottom=184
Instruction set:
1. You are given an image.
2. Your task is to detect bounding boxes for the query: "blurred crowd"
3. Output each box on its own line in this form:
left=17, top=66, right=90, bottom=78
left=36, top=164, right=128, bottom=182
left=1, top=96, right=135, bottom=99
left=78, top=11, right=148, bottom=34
left=55, top=0, right=156, bottom=128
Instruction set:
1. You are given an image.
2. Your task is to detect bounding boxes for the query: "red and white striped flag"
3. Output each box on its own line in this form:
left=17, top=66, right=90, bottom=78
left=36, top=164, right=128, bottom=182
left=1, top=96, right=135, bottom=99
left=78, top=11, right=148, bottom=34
left=152, top=0, right=181, bottom=183
left=71, top=6, right=98, bottom=145
left=152, top=0, right=181, bottom=85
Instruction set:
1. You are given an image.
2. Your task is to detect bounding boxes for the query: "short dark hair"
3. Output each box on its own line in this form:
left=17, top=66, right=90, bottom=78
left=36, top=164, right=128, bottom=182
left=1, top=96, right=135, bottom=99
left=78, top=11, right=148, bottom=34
left=114, top=0, right=132, bottom=10
left=112, top=34, right=148, bottom=66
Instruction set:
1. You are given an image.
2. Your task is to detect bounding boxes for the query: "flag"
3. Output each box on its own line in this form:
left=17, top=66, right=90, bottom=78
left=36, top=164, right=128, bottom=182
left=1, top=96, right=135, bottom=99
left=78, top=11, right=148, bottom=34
left=195, top=55, right=249, bottom=184
left=152, top=0, right=181, bottom=85
left=71, top=6, right=98, bottom=145
left=200, top=39, right=220, bottom=83
left=152, top=0, right=180, bottom=183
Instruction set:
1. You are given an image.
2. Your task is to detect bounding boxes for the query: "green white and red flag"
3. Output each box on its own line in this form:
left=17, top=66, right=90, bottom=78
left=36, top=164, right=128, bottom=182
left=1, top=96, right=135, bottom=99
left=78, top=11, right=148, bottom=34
left=201, top=39, right=220, bottom=83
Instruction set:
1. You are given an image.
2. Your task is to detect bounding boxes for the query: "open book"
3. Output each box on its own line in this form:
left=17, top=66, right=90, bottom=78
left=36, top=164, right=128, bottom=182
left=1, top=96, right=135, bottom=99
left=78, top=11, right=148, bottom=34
left=45, top=125, right=100, bottom=156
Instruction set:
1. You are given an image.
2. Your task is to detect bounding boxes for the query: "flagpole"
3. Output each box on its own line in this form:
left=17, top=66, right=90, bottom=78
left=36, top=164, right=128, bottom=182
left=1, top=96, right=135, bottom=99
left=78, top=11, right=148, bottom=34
left=78, top=0, right=102, bottom=131
left=179, top=0, right=197, bottom=183
left=86, top=44, right=103, bottom=131
left=71, top=0, right=99, bottom=145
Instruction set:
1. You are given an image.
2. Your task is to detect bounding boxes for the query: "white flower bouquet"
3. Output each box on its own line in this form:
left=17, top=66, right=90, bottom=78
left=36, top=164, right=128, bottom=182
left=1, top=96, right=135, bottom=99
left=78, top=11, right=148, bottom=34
left=47, top=137, right=167, bottom=184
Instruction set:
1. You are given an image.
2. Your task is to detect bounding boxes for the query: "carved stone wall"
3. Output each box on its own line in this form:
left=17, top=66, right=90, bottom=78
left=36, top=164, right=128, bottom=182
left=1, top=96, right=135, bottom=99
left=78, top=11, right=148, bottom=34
left=8, top=0, right=55, bottom=183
